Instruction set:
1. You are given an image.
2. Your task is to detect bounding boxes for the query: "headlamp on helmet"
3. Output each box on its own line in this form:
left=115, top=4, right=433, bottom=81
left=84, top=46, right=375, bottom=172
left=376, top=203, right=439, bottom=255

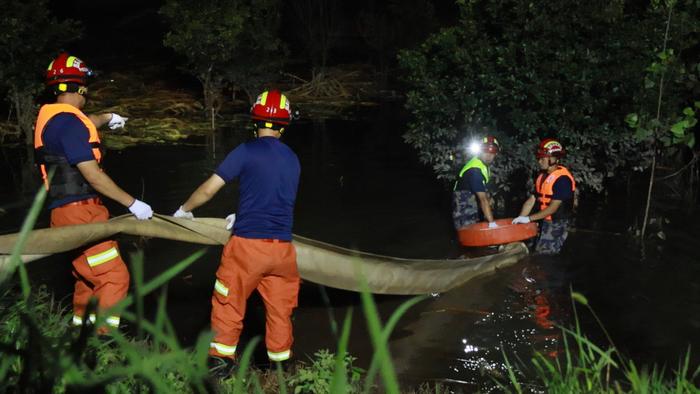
left=465, top=135, right=500, bottom=156
left=468, top=141, right=481, bottom=155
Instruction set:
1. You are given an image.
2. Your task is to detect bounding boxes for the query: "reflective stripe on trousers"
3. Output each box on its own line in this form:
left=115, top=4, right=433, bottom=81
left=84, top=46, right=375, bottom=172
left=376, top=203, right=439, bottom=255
left=210, top=342, right=236, bottom=356
left=86, top=246, right=119, bottom=267
left=72, top=314, right=120, bottom=328
left=268, top=349, right=291, bottom=361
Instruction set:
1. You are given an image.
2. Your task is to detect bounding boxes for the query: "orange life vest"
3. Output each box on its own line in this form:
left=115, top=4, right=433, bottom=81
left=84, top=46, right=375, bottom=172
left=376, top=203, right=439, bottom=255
left=535, top=166, right=575, bottom=221
left=34, top=103, right=101, bottom=194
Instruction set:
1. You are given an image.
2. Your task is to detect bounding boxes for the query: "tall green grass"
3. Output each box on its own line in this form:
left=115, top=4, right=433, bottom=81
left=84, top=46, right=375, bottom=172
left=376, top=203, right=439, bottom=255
left=499, top=289, right=700, bottom=393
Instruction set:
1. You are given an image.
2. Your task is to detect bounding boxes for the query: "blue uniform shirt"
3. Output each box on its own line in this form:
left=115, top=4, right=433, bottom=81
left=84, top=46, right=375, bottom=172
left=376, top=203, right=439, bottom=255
left=455, top=168, right=487, bottom=194
left=42, top=113, right=98, bottom=209
left=215, top=136, right=300, bottom=240
left=465, top=168, right=487, bottom=193
left=551, top=176, right=573, bottom=201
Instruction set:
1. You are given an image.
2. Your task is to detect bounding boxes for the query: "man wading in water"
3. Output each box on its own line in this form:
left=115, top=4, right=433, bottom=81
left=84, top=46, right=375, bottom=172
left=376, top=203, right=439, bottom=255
left=452, top=136, right=501, bottom=230
left=512, top=138, right=576, bottom=255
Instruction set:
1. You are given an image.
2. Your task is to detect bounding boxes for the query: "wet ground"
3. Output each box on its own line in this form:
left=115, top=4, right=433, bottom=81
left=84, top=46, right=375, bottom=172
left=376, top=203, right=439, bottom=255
left=1, top=104, right=699, bottom=391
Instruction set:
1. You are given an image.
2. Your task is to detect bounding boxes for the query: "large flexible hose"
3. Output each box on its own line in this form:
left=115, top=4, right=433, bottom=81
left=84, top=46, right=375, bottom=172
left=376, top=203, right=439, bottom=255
left=0, top=214, right=527, bottom=294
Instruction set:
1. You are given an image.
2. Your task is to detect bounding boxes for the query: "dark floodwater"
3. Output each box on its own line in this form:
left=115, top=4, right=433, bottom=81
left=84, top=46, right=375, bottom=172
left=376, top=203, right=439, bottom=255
left=1, top=104, right=699, bottom=391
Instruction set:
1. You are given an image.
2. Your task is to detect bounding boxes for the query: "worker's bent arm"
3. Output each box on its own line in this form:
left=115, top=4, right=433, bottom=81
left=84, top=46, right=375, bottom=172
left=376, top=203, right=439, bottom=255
left=475, top=191, right=495, bottom=223
left=528, top=199, right=562, bottom=222
left=181, top=174, right=226, bottom=212
left=518, top=195, right=537, bottom=217
left=88, top=113, right=112, bottom=129
left=77, top=160, right=135, bottom=207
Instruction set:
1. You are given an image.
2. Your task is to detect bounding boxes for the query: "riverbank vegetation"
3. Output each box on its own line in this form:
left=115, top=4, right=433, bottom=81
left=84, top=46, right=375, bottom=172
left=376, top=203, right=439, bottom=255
left=399, top=0, right=700, bottom=230
left=0, top=0, right=81, bottom=144
left=2, top=269, right=698, bottom=392
left=501, top=291, right=699, bottom=393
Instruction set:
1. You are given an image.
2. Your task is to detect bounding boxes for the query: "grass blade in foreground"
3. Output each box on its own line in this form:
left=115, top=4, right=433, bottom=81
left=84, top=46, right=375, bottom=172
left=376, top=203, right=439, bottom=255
left=363, top=295, right=427, bottom=392
left=353, top=257, right=400, bottom=394
left=0, top=170, right=52, bottom=298
left=130, top=250, right=146, bottom=338
left=232, top=336, right=262, bottom=394
left=330, top=308, right=353, bottom=393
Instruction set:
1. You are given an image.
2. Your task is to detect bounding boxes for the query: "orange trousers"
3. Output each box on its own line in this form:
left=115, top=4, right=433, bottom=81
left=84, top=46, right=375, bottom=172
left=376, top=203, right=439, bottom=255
left=209, top=236, right=300, bottom=362
left=50, top=201, right=129, bottom=330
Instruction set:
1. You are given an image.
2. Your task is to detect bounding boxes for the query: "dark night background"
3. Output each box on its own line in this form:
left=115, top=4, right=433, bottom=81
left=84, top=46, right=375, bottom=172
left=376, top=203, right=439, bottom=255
left=48, top=0, right=458, bottom=81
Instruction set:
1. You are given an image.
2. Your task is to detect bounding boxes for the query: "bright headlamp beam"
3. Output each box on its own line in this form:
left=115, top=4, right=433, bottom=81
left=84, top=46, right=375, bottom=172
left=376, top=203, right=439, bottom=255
left=468, top=142, right=481, bottom=155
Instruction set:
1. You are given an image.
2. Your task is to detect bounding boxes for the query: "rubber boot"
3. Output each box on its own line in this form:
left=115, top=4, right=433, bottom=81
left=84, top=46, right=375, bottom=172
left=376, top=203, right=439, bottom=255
left=207, top=355, right=237, bottom=380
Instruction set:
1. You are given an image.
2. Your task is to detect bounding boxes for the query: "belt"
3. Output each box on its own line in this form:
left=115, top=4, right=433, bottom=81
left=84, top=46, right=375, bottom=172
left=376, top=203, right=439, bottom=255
left=260, top=238, right=291, bottom=243
left=63, top=197, right=102, bottom=207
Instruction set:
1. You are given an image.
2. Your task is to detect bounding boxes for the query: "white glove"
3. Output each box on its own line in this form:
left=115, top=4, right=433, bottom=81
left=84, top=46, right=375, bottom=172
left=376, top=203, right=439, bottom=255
left=173, top=206, right=194, bottom=220
left=129, top=199, right=153, bottom=220
left=512, top=216, right=531, bottom=224
left=225, top=213, right=236, bottom=230
left=488, top=221, right=498, bottom=229
left=108, top=113, right=128, bottom=130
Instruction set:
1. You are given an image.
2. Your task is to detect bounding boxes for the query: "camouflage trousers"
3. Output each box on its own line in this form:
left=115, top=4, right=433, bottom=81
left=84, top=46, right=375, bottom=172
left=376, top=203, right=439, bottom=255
left=452, top=190, right=479, bottom=230
left=534, top=219, right=569, bottom=255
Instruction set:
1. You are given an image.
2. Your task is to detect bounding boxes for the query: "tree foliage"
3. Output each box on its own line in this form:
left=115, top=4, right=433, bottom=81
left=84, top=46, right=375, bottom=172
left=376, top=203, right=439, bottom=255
left=160, top=0, right=284, bottom=126
left=290, top=0, right=340, bottom=73
left=399, top=0, right=700, bottom=196
left=222, top=0, right=286, bottom=104
left=357, top=0, right=438, bottom=87
left=0, top=0, right=81, bottom=144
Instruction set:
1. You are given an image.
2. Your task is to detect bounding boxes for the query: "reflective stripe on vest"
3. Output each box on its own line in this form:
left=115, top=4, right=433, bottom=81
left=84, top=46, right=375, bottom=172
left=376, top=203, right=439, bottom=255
left=34, top=103, right=101, bottom=190
left=454, top=157, right=489, bottom=191
left=535, top=166, right=576, bottom=221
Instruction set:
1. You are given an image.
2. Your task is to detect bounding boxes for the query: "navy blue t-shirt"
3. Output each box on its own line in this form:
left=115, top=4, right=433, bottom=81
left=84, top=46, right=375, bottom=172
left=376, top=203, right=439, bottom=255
left=215, top=136, right=300, bottom=240
left=551, top=177, right=573, bottom=201
left=456, top=168, right=487, bottom=193
left=42, top=113, right=98, bottom=209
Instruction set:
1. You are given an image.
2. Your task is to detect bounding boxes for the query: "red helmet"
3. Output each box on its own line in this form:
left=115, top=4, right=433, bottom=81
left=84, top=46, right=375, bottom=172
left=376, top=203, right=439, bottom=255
left=536, top=138, right=565, bottom=158
left=250, top=90, right=291, bottom=126
left=482, top=135, right=500, bottom=154
left=46, top=52, right=93, bottom=86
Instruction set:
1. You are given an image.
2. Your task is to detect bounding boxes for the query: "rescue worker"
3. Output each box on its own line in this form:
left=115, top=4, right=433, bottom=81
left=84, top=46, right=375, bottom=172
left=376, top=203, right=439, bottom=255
left=34, top=52, right=153, bottom=333
left=173, top=90, right=300, bottom=378
left=512, top=138, right=576, bottom=255
left=452, top=135, right=500, bottom=230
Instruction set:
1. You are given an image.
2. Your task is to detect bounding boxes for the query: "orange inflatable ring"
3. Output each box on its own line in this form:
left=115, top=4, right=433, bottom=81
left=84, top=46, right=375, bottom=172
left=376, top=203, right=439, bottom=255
left=458, top=218, right=538, bottom=247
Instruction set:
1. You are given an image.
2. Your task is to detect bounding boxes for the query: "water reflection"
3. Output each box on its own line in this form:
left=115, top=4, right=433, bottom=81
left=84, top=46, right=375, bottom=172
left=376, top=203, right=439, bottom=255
left=385, top=251, right=575, bottom=391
